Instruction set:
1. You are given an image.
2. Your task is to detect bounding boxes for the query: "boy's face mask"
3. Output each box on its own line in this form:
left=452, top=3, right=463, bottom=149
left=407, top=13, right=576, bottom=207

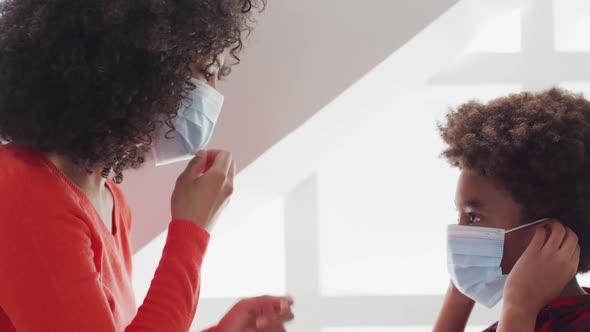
left=446, top=218, right=550, bottom=308
left=151, top=78, right=224, bottom=166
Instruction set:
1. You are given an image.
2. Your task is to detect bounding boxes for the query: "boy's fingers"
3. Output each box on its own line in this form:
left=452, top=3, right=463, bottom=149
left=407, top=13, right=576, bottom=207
left=560, top=227, right=579, bottom=255
left=544, top=222, right=566, bottom=251
left=559, top=226, right=575, bottom=246
left=526, top=226, right=547, bottom=253
left=572, top=244, right=581, bottom=260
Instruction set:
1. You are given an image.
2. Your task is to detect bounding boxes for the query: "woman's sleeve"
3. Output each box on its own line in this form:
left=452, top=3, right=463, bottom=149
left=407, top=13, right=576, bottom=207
left=126, top=220, right=210, bottom=331
left=0, top=209, right=209, bottom=332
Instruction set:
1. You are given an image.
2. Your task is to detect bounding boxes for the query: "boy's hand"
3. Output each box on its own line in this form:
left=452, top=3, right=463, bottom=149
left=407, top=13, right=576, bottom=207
left=433, top=281, right=475, bottom=332
left=504, top=222, right=580, bottom=314
left=216, top=296, right=294, bottom=332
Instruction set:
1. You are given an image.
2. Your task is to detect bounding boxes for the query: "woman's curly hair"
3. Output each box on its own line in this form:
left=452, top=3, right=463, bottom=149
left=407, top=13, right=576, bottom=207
left=0, top=0, right=264, bottom=183
left=440, top=88, right=590, bottom=272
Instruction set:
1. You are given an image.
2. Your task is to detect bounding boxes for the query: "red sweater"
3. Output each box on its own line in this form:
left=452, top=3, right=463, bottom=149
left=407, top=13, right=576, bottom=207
left=485, top=289, right=590, bottom=331
left=0, top=144, right=215, bottom=331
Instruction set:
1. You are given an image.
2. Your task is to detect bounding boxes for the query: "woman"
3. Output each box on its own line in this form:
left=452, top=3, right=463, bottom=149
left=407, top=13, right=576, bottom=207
left=0, top=0, right=293, bottom=331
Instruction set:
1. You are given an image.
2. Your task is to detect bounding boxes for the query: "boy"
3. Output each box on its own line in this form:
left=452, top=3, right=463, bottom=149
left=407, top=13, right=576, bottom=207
left=434, top=88, right=590, bottom=331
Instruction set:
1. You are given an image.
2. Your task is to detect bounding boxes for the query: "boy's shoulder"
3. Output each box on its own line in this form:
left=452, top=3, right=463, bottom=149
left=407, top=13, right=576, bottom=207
left=546, top=289, right=590, bottom=331
left=484, top=290, right=590, bottom=332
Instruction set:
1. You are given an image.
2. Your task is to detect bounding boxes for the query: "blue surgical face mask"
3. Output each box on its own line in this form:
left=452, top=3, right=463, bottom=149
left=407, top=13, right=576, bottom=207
left=447, top=218, right=550, bottom=308
left=152, top=78, right=224, bottom=166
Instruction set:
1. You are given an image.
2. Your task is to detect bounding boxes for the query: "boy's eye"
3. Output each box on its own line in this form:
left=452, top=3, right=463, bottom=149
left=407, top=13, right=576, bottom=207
left=468, top=212, right=481, bottom=224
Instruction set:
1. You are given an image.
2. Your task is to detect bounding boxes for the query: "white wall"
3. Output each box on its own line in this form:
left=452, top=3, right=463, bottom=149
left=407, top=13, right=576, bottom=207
left=131, top=0, right=590, bottom=331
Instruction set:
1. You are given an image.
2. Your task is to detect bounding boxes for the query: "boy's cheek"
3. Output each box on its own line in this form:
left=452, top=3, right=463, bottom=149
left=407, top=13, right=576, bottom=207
left=501, top=230, right=536, bottom=274
left=500, top=249, right=520, bottom=274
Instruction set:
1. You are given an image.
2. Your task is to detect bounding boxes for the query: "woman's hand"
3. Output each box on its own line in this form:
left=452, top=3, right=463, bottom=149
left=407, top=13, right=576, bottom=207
left=171, top=150, right=235, bottom=230
left=498, top=222, right=580, bottom=332
left=216, top=296, right=295, bottom=332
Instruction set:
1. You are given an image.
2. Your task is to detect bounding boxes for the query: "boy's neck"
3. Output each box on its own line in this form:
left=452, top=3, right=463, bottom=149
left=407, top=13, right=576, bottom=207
left=558, top=278, right=587, bottom=299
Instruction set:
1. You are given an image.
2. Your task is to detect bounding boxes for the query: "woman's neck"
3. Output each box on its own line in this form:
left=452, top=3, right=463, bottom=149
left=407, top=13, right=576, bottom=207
left=44, top=153, right=108, bottom=197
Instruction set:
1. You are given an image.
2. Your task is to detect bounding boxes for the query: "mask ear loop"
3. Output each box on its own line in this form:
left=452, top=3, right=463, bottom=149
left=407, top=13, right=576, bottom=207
left=505, top=218, right=551, bottom=234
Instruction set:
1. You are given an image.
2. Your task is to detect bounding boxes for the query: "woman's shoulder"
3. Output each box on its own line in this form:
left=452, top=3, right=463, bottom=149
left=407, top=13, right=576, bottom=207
left=0, top=144, right=48, bottom=178
left=1, top=144, right=53, bottom=188
left=0, top=144, right=82, bottom=217
left=1, top=144, right=64, bottom=184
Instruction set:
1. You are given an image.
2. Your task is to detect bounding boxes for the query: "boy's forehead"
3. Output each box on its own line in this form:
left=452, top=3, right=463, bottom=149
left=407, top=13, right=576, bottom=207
left=455, top=170, right=522, bottom=215
left=455, top=171, right=501, bottom=205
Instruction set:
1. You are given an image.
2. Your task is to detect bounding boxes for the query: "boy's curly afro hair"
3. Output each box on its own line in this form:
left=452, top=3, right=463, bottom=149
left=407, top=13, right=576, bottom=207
left=440, top=88, right=590, bottom=272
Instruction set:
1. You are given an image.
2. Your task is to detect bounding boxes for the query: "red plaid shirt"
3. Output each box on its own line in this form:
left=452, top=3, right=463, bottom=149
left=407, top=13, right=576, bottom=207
left=484, top=289, right=590, bottom=331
